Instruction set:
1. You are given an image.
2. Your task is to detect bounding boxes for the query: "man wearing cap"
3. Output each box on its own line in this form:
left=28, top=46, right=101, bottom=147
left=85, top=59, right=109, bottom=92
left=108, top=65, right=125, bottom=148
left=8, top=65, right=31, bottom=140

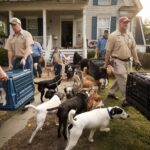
left=5, top=17, right=34, bottom=72
left=104, top=16, right=141, bottom=107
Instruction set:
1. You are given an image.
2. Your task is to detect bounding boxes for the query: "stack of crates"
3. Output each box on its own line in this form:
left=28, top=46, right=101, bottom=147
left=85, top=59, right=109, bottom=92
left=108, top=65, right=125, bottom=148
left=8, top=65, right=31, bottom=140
left=0, top=70, right=34, bottom=111
left=126, top=72, right=150, bottom=120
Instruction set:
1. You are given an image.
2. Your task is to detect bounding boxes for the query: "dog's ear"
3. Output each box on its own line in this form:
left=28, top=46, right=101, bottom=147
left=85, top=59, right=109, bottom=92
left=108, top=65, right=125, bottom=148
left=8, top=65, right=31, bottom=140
left=110, top=107, right=123, bottom=116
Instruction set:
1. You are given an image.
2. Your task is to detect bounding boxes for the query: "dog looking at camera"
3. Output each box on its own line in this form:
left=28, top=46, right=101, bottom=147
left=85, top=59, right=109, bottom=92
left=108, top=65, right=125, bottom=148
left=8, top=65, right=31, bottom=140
left=65, top=106, right=129, bottom=150
left=25, top=92, right=65, bottom=144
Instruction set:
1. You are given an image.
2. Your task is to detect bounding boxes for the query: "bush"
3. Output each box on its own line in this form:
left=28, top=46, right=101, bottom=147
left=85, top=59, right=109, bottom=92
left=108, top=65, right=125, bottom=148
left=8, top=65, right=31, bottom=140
left=87, top=50, right=95, bottom=59
left=138, top=52, right=150, bottom=69
left=0, top=48, right=8, bottom=66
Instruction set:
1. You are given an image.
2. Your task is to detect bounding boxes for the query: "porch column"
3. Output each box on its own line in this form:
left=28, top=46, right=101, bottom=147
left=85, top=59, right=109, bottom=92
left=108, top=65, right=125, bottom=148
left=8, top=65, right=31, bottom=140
left=8, top=10, right=13, bottom=34
left=83, top=9, right=87, bottom=58
left=43, top=9, right=47, bottom=49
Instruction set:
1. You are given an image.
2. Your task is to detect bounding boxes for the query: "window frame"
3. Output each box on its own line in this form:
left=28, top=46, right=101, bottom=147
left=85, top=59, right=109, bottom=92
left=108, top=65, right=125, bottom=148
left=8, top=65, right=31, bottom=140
left=98, top=0, right=111, bottom=6
left=97, top=16, right=111, bottom=39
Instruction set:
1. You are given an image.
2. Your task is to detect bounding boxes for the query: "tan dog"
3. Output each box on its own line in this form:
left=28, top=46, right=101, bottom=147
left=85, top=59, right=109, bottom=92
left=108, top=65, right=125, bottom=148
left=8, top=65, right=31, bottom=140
left=82, top=67, right=100, bottom=88
left=88, top=89, right=104, bottom=110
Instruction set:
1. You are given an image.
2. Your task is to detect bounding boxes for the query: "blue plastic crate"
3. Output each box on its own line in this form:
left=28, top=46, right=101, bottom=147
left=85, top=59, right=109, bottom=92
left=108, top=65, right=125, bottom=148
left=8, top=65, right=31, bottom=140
left=0, top=69, right=34, bottom=111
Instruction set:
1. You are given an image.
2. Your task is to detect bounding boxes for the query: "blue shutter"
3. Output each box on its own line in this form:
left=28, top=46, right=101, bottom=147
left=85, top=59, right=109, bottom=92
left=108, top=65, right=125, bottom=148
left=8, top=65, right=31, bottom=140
left=111, top=0, right=117, bottom=5
left=92, top=16, right=97, bottom=40
left=38, top=18, right=43, bottom=36
left=110, top=16, right=117, bottom=33
left=93, top=0, right=98, bottom=5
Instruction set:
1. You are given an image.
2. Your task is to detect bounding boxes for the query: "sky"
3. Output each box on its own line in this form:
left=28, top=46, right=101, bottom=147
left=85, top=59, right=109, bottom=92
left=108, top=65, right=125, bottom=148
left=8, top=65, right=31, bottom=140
left=138, top=0, right=150, bottom=20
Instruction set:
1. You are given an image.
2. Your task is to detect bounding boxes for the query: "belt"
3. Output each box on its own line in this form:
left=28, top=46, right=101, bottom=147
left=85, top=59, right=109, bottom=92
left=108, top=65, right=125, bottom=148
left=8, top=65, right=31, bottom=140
left=112, top=56, right=130, bottom=62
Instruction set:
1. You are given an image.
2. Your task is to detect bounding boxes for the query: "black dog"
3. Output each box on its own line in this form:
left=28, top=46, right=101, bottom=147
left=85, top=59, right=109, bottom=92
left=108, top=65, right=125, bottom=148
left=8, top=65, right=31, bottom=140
left=65, top=64, right=75, bottom=80
left=35, top=75, right=62, bottom=103
left=47, top=90, right=90, bottom=140
left=45, top=89, right=56, bottom=99
left=73, top=52, right=83, bottom=65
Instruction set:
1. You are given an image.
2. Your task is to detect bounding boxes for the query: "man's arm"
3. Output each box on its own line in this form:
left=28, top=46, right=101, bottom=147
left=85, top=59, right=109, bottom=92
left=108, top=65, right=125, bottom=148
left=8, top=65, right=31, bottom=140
left=37, top=42, right=43, bottom=56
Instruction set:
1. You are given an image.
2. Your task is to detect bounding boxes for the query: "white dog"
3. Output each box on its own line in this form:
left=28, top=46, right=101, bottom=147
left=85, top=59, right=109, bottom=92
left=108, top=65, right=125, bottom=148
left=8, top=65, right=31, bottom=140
left=65, top=106, right=129, bottom=150
left=0, top=88, right=7, bottom=106
left=25, top=92, right=64, bottom=144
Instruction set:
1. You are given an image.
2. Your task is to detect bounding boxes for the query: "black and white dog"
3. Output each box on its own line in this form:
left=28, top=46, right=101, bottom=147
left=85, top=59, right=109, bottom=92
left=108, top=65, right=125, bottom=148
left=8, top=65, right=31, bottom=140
left=65, top=64, right=75, bottom=80
left=35, top=75, right=62, bottom=102
left=65, top=106, right=129, bottom=150
left=47, top=90, right=90, bottom=140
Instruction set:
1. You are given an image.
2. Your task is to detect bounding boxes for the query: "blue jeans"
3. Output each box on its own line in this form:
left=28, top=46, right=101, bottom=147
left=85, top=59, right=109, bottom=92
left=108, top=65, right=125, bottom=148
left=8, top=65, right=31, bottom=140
left=13, top=55, right=33, bottom=74
left=54, top=63, right=62, bottom=76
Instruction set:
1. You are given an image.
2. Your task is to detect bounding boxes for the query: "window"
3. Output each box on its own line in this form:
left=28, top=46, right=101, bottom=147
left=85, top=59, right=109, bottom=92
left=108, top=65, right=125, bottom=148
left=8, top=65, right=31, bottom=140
left=26, top=17, right=38, bottom=36
left=98, top=0, right=111, bottom=5
left=97, top=16, right=110, bottom=38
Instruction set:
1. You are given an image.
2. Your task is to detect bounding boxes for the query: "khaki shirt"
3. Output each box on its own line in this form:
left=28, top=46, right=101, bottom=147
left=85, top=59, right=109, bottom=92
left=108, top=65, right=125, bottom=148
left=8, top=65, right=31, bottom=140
left=106, top=30, right=136, bottom=59
left=5, top=30, right=34, bottom=57
left=53, top=52, right=62, bottom=64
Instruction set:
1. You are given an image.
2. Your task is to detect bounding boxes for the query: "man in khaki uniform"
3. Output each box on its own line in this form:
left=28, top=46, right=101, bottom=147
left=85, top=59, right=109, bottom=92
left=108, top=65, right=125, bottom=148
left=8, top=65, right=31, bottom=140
left=5, top=17, right=34, bottom=72
left=104, top=16, right=141, bottom=107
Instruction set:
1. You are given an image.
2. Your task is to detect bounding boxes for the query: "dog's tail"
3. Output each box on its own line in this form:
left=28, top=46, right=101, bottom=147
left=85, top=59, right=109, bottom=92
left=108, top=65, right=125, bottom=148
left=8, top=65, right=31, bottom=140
left=25, top=104, right=38, bottom=111
left=47, top=106, right=59, bottom=112
left=68, top=109, right=76, bottom=124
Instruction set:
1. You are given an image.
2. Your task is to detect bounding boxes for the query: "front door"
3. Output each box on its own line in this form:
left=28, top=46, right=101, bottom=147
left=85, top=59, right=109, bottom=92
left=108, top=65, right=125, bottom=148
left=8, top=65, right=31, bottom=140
left=61, top=21, right=73, bottom=48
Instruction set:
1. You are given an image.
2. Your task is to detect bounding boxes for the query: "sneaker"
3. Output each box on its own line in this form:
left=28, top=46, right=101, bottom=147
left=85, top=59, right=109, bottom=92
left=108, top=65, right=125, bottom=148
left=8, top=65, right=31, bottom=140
left=108, top=94, right=119, bottom=100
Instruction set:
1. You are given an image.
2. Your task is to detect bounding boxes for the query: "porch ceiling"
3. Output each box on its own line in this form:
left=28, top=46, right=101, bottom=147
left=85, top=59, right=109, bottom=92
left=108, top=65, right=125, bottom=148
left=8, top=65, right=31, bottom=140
left=0, top=0, right=89, bottom=11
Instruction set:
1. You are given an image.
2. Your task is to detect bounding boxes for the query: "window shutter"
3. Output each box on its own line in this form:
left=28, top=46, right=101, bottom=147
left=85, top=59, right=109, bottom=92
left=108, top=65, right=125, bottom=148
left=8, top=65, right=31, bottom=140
left=38, top=18, right=43, bottom=36
left=111, top=0, right=117, bottom=5
left=92, top=16, right=97, bottom=40
left=21, top=18, right=26, bottom=30
left=93, top=0, right=98, bottom=5
left=110, top=16, right=117, bottom=33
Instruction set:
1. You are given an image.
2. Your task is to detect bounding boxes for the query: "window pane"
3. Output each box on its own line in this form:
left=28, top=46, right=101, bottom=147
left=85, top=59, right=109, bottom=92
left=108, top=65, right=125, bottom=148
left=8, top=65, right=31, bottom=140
left=98, top=0, right=110, bottom=5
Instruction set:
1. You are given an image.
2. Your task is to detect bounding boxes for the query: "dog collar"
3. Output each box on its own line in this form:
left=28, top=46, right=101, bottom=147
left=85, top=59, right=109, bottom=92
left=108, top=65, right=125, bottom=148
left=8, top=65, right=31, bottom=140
left=107, top=108, right=113, bottom=119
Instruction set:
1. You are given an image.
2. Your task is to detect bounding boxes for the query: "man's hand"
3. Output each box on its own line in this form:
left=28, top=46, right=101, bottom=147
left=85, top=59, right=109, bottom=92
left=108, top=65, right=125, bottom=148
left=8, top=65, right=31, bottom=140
left=8, top=64, right=13, bottom=70
left=20, top=58, right=26, bottom=66
left=135, top=60, right=142, bottom=71
left=0, top=67, right=8, bottom=81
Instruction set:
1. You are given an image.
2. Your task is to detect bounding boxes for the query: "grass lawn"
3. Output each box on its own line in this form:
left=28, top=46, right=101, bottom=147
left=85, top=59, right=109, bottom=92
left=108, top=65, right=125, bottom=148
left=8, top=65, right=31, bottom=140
left=83, top=78, right=150, bottom=150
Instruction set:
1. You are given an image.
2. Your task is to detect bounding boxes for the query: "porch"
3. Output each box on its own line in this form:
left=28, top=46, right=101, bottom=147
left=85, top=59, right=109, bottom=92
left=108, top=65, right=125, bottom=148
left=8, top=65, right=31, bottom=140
left=0, top=0, right=88, bottom=59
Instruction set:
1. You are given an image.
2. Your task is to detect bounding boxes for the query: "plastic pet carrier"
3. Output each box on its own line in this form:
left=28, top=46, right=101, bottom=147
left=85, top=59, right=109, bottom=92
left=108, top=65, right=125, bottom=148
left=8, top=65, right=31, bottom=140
left=0, top=69, right=34, bottom=111
left=126, top=72, right=150, bottom=120
left=88, top=59, right=106, bottom=80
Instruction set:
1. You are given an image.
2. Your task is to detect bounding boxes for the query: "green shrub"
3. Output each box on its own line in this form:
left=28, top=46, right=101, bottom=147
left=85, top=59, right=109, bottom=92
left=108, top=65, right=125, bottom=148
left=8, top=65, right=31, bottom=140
left=0, top=48, right=8, bottom=66
left=87, top=50, right=95, bottom=59
left=138, top=52, right=150, bottom=69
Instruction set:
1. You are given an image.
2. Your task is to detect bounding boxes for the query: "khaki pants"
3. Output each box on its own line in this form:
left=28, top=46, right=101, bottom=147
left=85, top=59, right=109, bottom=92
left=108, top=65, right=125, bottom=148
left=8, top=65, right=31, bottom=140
left=109, top=59, right=131, bottom=101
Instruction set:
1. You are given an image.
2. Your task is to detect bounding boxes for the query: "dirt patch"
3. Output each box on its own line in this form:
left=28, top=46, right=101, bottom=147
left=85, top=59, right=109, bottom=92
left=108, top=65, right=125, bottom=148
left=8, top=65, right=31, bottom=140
left=0, top=115, right=93, bottom=150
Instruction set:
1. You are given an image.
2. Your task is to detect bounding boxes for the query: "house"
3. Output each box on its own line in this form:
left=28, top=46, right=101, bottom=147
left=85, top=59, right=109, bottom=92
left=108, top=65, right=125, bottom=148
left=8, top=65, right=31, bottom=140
left=0, top=0, right=144, bottom=61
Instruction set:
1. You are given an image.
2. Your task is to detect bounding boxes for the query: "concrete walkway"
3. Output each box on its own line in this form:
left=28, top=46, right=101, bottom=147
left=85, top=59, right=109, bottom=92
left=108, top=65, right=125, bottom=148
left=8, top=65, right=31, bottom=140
left=0, top=80, right=73, bottom=148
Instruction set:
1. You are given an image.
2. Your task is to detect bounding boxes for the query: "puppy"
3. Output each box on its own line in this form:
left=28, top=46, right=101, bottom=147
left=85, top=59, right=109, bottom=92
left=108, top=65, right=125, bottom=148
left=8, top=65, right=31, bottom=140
left=65, top=64, right=75, bottom=80
left=35, top=74, right=62, bottom=102
left=66, top=106, right=129, bottom=150
left=25, top=92, right=65, bottom=144
left=0, top=87, right=6, bottom=106
left=88, top=89, right=104, bottom=110
left=47, top=90, right=90, bottom=140
left=64, top=87, right=76, bottom=99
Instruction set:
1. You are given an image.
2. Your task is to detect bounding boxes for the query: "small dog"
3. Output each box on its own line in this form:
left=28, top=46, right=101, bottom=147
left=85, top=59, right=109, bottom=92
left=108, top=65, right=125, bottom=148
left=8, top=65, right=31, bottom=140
left=35, top=75, right=62, bottom=102
left=73, top=69, right=82, bottom=87
left=25, top=92, right=65, bottom=144
left=65, top=64, right=75, bottom=80
left=0, top=88, right=7, bottom=106
left=66, top=106, right=129, bottom=150
left=88, top=89, right=104, bottom=110
left=47, top=90, right=90, bottom=140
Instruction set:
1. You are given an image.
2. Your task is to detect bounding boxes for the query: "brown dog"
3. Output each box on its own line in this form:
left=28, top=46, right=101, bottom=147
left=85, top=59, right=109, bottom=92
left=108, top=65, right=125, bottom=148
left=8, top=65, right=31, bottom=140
left=88, top=89, right=104, bottom=110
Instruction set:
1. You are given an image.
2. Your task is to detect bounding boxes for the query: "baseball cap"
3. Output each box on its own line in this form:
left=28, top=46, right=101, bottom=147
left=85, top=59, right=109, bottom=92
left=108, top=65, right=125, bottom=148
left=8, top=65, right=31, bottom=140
left=9, top=17, right=21, bottom=25
left=119, top=16, right=130, bottom=23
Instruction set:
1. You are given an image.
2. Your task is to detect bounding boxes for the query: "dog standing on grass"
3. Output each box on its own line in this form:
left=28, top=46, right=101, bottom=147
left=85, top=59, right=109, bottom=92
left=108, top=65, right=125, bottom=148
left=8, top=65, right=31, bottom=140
left=65, top=106, right=129, bottom=150
left=25, top=92, right=65, bottom=144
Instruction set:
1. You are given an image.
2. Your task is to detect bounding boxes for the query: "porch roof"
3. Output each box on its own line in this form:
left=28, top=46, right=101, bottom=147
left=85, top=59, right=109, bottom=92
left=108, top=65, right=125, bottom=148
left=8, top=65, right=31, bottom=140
left=0, top=0, right=88, bottom=11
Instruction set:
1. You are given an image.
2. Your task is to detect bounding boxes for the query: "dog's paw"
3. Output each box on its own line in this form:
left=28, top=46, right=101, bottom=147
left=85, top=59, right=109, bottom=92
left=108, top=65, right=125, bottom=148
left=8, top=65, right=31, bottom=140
left=88, top=138, right=94, bottom=143
left=100, top=128, right=110, bottom=132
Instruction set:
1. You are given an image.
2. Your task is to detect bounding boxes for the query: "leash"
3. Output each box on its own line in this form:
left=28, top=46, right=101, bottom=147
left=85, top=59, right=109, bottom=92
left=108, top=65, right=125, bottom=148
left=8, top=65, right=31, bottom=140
left=107, top=108, right=113, bottom=119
